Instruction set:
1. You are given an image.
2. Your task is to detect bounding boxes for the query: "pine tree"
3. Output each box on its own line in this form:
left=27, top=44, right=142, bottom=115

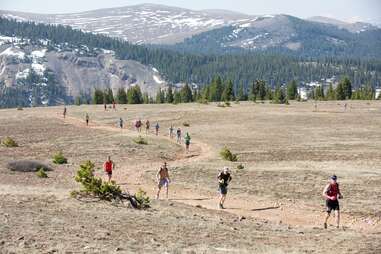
left=221, top=80, right=235, bottom=102
left=105, top=88, right=114, bottom=104
left=209, top=76, right=223, bottom=102
left=127, top=85, right=143, bottom=104
left=166, top=85, right=174, bottom=103
left=174, top=90, right=181, bottom=104
left=155, top=89, right=165, bottom=104
left=93, top=89, right=104, bottom=104
left=272, top=86, right=287, bottom=104
left=326, top=84, right=336, bottom=100
left=286, top=80, right=298, bottom=100
left=237, top=82, right=247, bottom=101
left=116, top=88, right=127, bottom=104
left=335, top=83, right=346, bottom=100
left=143, top=92, right=150, bottom=104
left=257, top=80, right=267, bottom=101
left=201, top=86, right=210, bottom=101
left=341, top=77, right=352, bottom=99
left=180, top=84, right=193, bottom=103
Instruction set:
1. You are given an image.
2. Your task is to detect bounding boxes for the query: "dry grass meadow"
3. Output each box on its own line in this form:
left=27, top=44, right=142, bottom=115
left=1, top=100, right=381, bottom=253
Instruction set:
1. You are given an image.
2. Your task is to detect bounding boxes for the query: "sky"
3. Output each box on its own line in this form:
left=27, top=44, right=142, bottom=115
left=1, top=0, right=380, bottom=24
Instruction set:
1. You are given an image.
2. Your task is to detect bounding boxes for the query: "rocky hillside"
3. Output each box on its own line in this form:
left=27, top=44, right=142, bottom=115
left=0, top=35, right=167, bottom=107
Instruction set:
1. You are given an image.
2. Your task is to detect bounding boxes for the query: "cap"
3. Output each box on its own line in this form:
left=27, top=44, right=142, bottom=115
left=331, top=175, right=337, bottom=180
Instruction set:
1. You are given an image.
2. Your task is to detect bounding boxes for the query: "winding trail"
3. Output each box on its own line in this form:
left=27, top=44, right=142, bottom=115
left=52, top=111, right=380, bottom=234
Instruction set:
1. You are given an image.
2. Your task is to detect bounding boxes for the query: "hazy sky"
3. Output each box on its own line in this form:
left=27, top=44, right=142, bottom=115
left=1, top=0, right=380, bottom=23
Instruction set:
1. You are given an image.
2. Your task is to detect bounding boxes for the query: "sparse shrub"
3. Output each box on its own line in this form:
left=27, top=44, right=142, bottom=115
left=237, top=164, right=244, bottom=170
left=73, top=160, right=122, bottom=200
left=52, top=151, right=68, bottom=164
left=2, top=137, right=18, bottom=147
left=36, top=167, right=48, bottom=178
left=224, top=101, right=231, bottom=107
left=133, top=136, right=148, bottom=145
left=7, top=160, right=52, bottom=172
left=220, top=146, right=238, bottom=162
left=217, top=103, right=225, bottom=108
left=198, top=99, right=209, bottom=105
left=17, top=106, right=23, bottom=110
left=234, top=100, right=240, bottom=104
left=135, top=188, right=150, bottom=208
left=72, top=161, right=149, bottom=208
left=183, top=122, right=190, bottom=127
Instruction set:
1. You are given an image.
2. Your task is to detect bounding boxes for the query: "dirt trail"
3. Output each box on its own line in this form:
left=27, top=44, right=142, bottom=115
left=47, top=111, right=380, bottom=233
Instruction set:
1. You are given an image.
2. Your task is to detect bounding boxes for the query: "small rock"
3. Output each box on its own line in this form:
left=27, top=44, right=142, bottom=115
left=0, top=240, right=5, bottom=245
left=239, top=216, right=246, bottom=221
left=231, top=227, right=238, bottom=231
left=169, top=203, right=174, bottom=206
left=115, top=247, right=123, bottom=251
left=83, top=246, right=90, bottom=250
left=18, top=236, right=24, bottom=241
left=195, top=205, right=202, bottom=208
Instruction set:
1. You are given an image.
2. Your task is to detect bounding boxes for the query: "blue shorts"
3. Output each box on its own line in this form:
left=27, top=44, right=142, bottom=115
left=158, top=178, right=169, bottom=188
left=219, top=185, right=228, bottom=195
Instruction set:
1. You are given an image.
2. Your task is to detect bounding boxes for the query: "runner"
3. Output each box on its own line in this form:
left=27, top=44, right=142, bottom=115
left=176, top=128, right=182, bottom=144
left=112, top=101, right=116, bottom=111
left=169, top=124, right=174, bottom=139
left=145, top=120, right=150, bottom=134
left=156, top=162, right=170, bottom=200
left=135, top=119, right=142, bottom=132
left=119, top=117, right=124, bottom=129
left=155, top=122, right=160, bottom=136
left=217, top=167, right=232, bottom=209
left=184, top=132, right=191, bottom=152
left=322, top=175, right=343, bottom=229
left=104, top=103, right=107, bottom=111
left=85, top=113, right=89, bottom=126
left=103, top=156, right=115, bottom=182
left=63, top=106, right=67, bottom=119
left=344, top=103, right=348, bottom=111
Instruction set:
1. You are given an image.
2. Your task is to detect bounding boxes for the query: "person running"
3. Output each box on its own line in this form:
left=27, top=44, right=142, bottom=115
left=218, top=167, right=232, bottom=209
left=104, top=103, right=107, bottom=111
left=135, top=119, right=142, bottom=132
left=119, top=117, right=124, bottom=129
left=85, top=113, right=89, bottom=126
left=169, top=124, right=174, bottom=139
left=103, top=156, right=115, bottom=182
left=184, top=132, right=191, bottom=152
left=112, top=101, right=116, bottom=111
left=145, top=120, right=150, bottom=135
left=176, top=128, right=182, bottom=144
left=156, top=162, right=170, bottom=200
left=344, top=103, right=348, bottom=111
left=323, top=175, right=343, bottom=229
left=155, top=122, right=160, bottom=136
left=63, top=106, right=67, bottom=119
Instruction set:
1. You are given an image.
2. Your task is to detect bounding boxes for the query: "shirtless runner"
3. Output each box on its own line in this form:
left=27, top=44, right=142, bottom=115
left=156, top=162, right=170, bottom=200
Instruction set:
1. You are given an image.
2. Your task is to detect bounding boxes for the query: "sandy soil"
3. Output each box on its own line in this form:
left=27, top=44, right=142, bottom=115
left=0, top=101, right=380, bottom=253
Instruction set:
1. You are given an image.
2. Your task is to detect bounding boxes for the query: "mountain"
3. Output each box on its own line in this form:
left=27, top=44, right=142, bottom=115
left=0, top=4, right=250, bottom=45
left=1, top=3, right=379, bottom=50
left=167, top=15, right=381, bottom=58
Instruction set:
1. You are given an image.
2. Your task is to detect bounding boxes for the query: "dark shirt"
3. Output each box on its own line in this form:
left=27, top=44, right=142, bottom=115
left=218, top=172, right=232, bottom=187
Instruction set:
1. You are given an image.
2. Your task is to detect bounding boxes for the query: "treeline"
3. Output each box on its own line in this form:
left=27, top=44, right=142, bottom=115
left=81, top=76, right=379, bottom=106
left=1, top=17, right=380, bottom=88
